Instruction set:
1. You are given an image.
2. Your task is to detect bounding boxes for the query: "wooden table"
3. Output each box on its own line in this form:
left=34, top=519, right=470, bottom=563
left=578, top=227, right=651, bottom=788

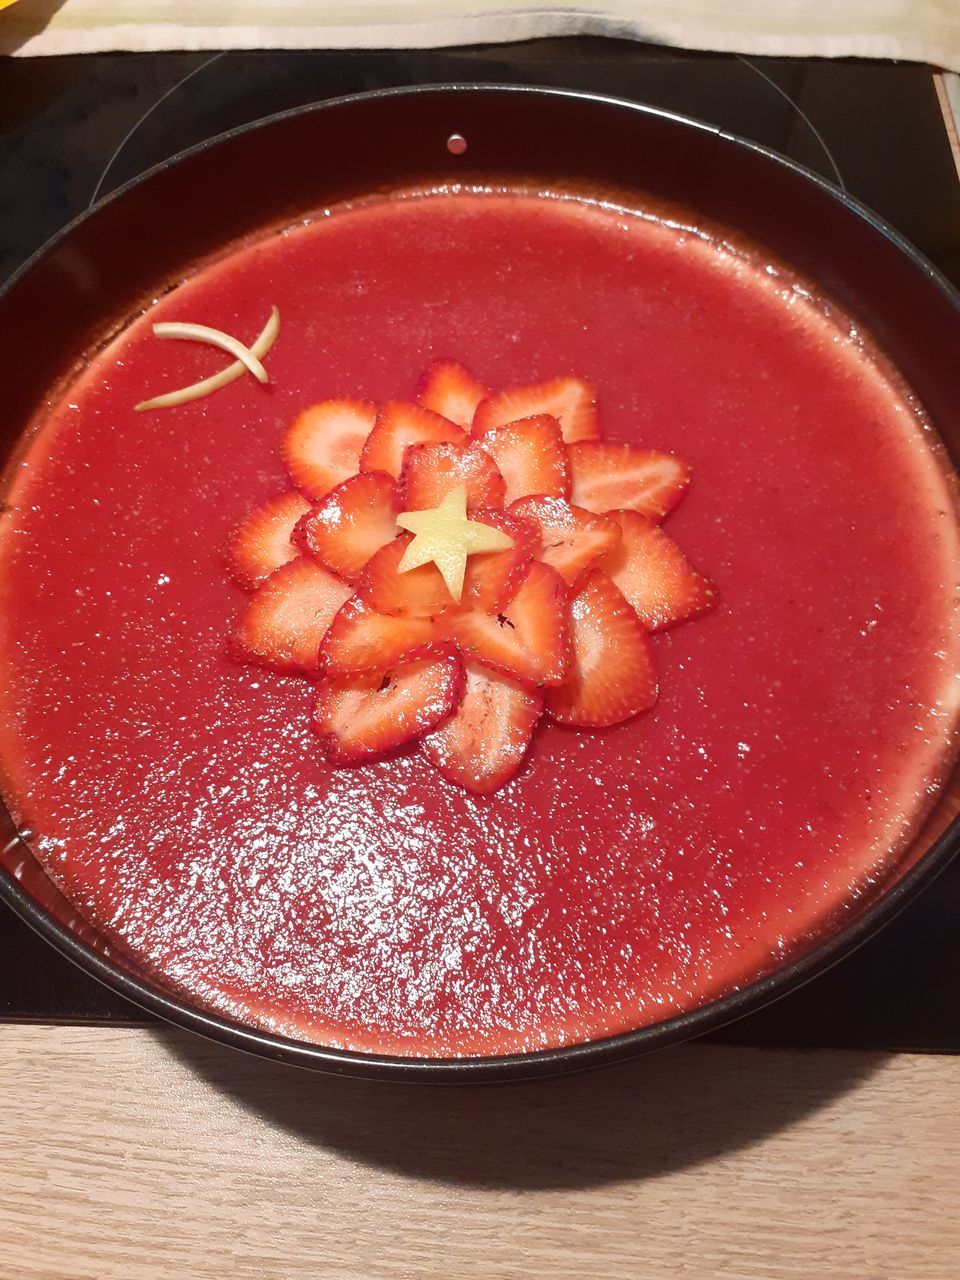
left=2, top=1027, right=958, bottom=1279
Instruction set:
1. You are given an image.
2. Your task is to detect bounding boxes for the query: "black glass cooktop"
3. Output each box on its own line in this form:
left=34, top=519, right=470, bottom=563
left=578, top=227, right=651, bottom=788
left=1, top=42, right=958, bottom=1050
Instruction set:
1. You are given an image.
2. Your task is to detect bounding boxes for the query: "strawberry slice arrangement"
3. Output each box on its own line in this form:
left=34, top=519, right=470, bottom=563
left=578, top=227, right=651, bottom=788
left=226, top=361, right=716, bottom=793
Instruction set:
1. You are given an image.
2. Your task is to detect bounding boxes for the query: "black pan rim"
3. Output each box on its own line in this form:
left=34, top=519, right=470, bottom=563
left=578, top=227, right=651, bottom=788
left=5, top=82, right=960, bottom=335
left=1, top=81, right=958, bottom=1082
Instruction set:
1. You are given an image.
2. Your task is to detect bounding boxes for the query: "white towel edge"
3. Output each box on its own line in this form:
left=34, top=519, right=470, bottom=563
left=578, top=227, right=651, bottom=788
left=5, top=15, right=959, bottom=73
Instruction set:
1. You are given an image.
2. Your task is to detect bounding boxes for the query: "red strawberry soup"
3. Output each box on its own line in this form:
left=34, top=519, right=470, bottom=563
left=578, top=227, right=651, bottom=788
left=0, top=188, right=958, bottom=1056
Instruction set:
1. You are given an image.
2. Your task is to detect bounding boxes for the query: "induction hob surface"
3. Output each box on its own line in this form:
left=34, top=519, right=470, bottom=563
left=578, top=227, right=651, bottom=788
left=1, top=42, right=958, bottom=1050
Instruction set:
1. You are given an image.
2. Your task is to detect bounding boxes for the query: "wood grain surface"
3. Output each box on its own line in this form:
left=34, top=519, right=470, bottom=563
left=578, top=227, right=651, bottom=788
left=1, top=1028, right=958, bottom=1279
left=936, top=73, right=960, bottom=177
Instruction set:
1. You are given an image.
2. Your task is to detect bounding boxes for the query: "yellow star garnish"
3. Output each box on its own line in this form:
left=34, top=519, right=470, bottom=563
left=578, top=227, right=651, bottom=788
left=396, top=486, right=514, bottom=602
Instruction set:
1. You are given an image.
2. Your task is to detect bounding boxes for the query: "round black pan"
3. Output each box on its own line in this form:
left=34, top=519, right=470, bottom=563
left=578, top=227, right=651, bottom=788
left=1, top=85, right=958, bottom=1081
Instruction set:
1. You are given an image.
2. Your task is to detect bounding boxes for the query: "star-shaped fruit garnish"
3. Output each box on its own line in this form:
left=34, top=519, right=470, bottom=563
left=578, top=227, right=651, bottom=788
left=395, top=485, right=514, bottom=601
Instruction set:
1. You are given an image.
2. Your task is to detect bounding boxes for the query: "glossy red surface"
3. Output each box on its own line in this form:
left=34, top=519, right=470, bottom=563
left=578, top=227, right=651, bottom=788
left=1, top=190, right=958, bottom=1056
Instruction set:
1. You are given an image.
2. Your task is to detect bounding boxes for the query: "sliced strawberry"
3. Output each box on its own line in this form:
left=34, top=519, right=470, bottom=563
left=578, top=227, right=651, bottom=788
left=568, top=443, right=690, bottom=520
left=313, top=650, right=464, bottom=764
left=399, top=440, right=506, bottom=513
left=295, top=471, right=397, bottom=583
left=225, top=491, right=311, bottom=591
left=461, top=508, right=540, bottom=612
left=510, top=495, right=620, bottom=589
left=282, top=399, right=377, bottom=500
left=424, top=662, right=543, bottom=794
left=356, top=535, right=453, bottom=618
left=545, top=570, right=658, bottom=727
left=442, top=560, right=570, bottom=686
left=475, top=415, right=570, bottom=505
left=415, top=359, right=489, bottom=429
left=320, top=595, right=439, bottom=676
left=360, top=402, right=466, bottom=480
left=604, top=510, right=718, bottom=630
left=230, top=559, right=353, bottom=674
left=473, top=376, right=600, bottom=444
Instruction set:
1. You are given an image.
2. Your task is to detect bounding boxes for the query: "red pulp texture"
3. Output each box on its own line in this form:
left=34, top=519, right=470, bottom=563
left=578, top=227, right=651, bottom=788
left=1, top=190, right=958, bottom=1055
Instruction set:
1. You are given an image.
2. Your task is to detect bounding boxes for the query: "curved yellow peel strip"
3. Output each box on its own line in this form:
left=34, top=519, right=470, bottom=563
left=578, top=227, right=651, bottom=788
left=135, top=306, right=279, bottom=411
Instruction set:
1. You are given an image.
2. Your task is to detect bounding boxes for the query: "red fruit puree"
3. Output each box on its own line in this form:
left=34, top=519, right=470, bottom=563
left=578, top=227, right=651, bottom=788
left=1, top=189, right=957, bottom=1056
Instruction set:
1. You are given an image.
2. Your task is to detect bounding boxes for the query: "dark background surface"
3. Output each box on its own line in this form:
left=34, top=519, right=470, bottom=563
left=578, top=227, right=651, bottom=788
left=1, top=41, right=958, bottom=1050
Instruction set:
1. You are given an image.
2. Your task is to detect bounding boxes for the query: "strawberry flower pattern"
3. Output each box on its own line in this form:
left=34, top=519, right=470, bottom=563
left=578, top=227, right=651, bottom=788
left=226, top=361, right=716, bottom=793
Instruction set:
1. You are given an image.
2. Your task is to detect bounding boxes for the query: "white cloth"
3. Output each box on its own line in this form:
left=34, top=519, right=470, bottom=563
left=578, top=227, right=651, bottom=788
left=2, top=0, right=959, bottom=72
